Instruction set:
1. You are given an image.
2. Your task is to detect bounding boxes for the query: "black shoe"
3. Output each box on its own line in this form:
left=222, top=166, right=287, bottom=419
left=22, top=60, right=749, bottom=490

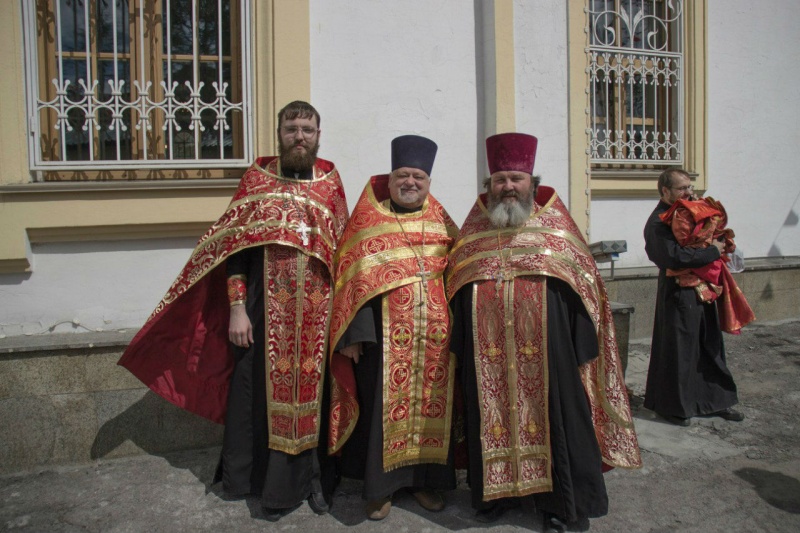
left=263, top=507, right=287, bottom=522
left=263, top=503, right=302, bottom=522
left=713, top=408, right=744, bottom=422
left=543, top=512, right=567, bottom=533
left=307, top=491, right=330, bottom=515
left=660, top=413, right=691, bottom=427
left=474, top=499, right=519, bottom=523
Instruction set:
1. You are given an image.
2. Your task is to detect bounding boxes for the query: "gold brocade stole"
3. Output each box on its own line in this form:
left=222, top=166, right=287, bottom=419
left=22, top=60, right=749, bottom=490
left=264, top=244, right=331, bottom=454
left=381, top=280, right=454, bottom=471
left=473, top=277, right=552, bottom=500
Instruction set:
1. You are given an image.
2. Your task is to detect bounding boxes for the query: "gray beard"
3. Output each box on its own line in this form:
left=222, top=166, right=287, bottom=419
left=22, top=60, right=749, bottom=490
left=487, top=198, right=532, bottom=228
left=279, top=141, right=319, bottom=171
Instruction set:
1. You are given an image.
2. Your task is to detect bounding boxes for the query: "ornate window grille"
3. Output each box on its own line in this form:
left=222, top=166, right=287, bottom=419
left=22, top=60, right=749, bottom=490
left=588, top=0, right=683, bottom=164
left=22, top=0, right=253, bottom=175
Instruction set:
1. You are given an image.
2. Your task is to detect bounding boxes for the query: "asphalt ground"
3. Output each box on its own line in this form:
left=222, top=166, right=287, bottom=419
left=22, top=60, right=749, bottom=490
left=2, top=319, right=799, bottom=533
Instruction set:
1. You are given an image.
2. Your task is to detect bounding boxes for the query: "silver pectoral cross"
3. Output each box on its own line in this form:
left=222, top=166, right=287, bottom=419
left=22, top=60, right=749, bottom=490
left=494, top=270, right=505, bottom=293
left=415, top=260, right=431, bottom=305
left=296, top=221, right=311, bottom=246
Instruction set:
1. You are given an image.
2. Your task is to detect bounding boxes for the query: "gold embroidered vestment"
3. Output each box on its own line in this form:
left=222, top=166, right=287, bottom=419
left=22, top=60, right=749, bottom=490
left=329, top=175, right=458, bottom=471
left=118, top=157, right=348, bottom=456
left=446, top=186, right=641, bottom=500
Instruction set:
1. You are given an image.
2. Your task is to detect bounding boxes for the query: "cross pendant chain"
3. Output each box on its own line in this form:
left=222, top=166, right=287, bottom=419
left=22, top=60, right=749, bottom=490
left=296, top=221, right=311, bottom=246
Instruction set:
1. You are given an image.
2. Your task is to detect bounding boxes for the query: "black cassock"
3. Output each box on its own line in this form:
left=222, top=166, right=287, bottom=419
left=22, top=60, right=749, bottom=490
left=450, top=277, right=608, bottom=522
left=335, top=298, right=456, bottom=501
left=643, top=201, right=738, bottom=418
left=214, top=168, right=337, bottom=510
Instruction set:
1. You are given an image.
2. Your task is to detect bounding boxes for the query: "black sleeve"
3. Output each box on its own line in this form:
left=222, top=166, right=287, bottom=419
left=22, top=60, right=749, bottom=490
left=644, top=209, right=720, bottom=270
left=547, top=278, right=599, bottom=367
left=334, top=302, right=378, bottom=351
left=449, top=286, right=472, bottom=368
left=226, top=247, right=257, bottom=277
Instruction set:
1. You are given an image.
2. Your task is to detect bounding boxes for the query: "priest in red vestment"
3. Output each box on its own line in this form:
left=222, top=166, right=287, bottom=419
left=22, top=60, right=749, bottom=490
left=328, top=135, right=459, bottom=520
left=118, top=101, right=349, bottom=521
left=447, top=133, right=641, bottom=532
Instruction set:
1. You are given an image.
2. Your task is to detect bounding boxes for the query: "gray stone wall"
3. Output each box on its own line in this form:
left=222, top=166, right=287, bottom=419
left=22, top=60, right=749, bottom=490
left=603, top=258, right=800, bottom=341
left=0, top=335, right=223, bottom=475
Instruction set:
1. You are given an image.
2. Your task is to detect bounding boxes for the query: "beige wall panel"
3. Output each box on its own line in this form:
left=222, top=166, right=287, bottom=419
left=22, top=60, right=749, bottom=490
left=0, top=187, right=235, bottom=273
left=494, top=0, right=516, bottom=134
left=0, top=0, right=29, bottom=185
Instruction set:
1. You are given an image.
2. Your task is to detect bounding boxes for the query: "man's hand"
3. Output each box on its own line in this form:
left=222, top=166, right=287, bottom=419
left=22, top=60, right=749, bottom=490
left=712, top=239, right=725, bottom=254
left=340, top=343, right=361, bottom=364
left=229, top=304, right=254, bottom=348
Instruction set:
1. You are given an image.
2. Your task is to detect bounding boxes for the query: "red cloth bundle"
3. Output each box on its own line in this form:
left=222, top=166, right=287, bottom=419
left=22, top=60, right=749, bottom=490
left=660, top=197, right=755, bottom=334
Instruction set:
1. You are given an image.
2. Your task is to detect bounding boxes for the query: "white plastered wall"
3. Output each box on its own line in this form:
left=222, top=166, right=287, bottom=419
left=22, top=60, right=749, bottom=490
left=0, top=239, right=196, bottom=336
left=309, top=0, right=479, bottom=226
left=513, top=0, right=571, bottom=201
left=705, top=0, right=800, bottom=259
left=4, top=1, right=798, bottom=337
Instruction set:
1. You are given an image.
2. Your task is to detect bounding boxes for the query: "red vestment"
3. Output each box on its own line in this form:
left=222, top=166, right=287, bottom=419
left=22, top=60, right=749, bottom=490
left=446, top=186, right=641, bottom=500
left=118, top=157, right=348, bottom=454
left=328, top=175, right=458, bottom=470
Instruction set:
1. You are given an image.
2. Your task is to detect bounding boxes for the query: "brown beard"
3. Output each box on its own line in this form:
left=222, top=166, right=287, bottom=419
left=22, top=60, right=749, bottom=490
left=279, top=139, right=320, bottom=171
left=486, top=189, right=534, bottom=228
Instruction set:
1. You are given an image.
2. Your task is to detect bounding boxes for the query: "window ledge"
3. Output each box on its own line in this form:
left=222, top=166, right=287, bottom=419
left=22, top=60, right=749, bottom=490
left=0, top=179, right=239, bottom=196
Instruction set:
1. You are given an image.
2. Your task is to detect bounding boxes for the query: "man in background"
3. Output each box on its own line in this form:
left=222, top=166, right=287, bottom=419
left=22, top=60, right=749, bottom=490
left=643, top=168, right=744, bottom=426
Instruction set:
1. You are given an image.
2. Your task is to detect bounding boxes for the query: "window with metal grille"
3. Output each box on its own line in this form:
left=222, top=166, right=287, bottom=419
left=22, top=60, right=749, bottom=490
left=22, top=0, right=253, bottom=179
left=588, top=0, right=683, bottom=165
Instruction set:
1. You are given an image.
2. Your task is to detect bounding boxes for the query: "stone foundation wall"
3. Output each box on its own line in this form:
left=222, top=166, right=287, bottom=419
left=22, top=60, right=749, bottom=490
left=603, top=258, right=800, bottom=341
left=0, top=333, right=222, bottom=475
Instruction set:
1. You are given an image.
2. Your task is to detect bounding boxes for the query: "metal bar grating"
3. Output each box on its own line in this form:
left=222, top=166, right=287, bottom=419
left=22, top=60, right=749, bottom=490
left=587, top=0, right=684, bottom=164
left=22, top=0, right=252, bottom=170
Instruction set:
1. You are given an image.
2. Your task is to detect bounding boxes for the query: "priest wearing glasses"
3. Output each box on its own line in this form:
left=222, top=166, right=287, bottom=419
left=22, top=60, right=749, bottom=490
left=119, top=101, right=349, bottom=522
left=328, top=135, right=459, bottom=520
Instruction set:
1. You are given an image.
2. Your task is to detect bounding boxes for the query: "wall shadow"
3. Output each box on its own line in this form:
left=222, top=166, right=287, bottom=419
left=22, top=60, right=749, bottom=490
left=91, top=391, right=222, bottom=487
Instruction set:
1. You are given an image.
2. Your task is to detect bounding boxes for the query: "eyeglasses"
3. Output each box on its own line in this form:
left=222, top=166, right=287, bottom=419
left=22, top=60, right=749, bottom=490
left=671, top=184, right=694, bottom=192
left=281, top=126, right=319, bottom=138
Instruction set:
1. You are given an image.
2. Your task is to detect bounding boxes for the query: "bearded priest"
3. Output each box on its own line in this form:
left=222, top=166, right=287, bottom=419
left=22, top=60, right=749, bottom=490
left=118, top=101, right=349, bottom=522
left=446, top=133, right=641, bottom=532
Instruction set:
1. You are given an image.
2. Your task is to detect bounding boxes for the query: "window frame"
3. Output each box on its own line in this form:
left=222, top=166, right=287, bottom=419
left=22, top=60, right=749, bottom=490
left=567, top=0, right=707, bottom=234
left=587, top=0, right=684, bottom=167
left=21, top=0, right=254, bottom=178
